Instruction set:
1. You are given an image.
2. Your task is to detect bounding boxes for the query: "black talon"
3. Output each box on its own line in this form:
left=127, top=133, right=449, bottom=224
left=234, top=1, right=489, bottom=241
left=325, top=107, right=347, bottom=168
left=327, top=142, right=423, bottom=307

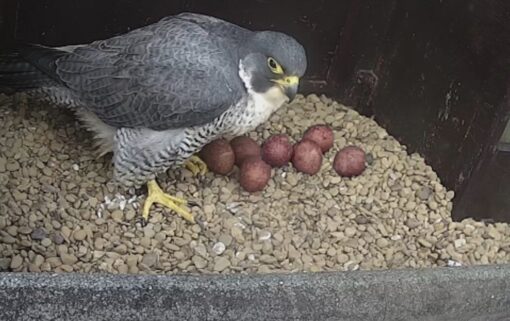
left=196, top=217, right=206, bottom=230
left=135, top=185, right=148, bottom=196
left=188, top=200, right=199, bottom=207
left=136, top=217, right=148, bottom=227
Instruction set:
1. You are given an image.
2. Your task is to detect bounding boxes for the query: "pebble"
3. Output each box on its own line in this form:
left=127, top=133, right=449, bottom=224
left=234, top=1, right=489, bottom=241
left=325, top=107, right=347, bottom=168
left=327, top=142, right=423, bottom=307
left=218, top=234, right=233, bottom=247
left=203, top=205, right=215, bottom=216
left=0, top=157, right=6, bottom=172
left=231, top=227, right=244, bottom=242
left=18, top=226, right=32, bottom=235
left=287, top=174, right=298, bottom=186
left=31, top=228, right=47, bottom=241
left=144, top=226, right=156, bottom=238
left=258, top=230, right=272, bottom=241
left=418, top=238, right=432, bottom=248
left=174, top=251, right=185, bottom=260
left=60, top=253, right=78, bottom=265
left=417, top=186, right=432, bottom=200
left=111, top=210, right=124, bottom=222
left=0, top=258, right=10, bottom=270
left=73, top=229, right=87, bottom=241
left=213, top=257, right=230, bottom=272
left=192, top=255, right=208, bottom=269
left=406, top=218, right=421, bottom=229
left=376, top=238, right=389, bottom=248
left=52, top=233, right=65, bottom=245
left=60, top=265, right=74, bottom=272
left=337, top=253, right=349, bottom=264
left=126, top=255, right=139, bottom=268
left=1, top=234, right=16, bottom=244
left=6, top=161, right=20, bottom=171
left=355, top=216, right=370, bottom=225
left=141, top=253, right=158, bottom=268
left=114, top=244, right=128, bottom=255
left=41, top=238, right=52, bottom=247
left=454, top=239, right=466, bottom=249
left=10, top=255, right=23, bottom=270
left=32, top=255, right=45, bottom=268
left=259, top=254, right=277, bottom=264
left=212, top=242, right=226, bottom=255
left=344, top=227, right=357, bottom=238
left=488, top=227, right=501, bottom=240
left=125, top=209, right=136, bottom=221
left=12, top=191, right=27, bottom=201
left=6, top=226, right=18, bottom=237
left=193, top=243, right=208, bottom=258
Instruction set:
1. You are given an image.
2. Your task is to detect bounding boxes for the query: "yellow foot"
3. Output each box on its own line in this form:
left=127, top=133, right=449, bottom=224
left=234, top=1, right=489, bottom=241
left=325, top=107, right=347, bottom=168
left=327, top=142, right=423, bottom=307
left=184, top=155, right=208, bottom=176
left=142, top=180, right=195, bottom=224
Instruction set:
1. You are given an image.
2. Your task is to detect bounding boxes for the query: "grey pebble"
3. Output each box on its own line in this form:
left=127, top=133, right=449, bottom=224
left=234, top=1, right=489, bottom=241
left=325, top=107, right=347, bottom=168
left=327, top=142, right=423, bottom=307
left=0, top=258, right=11, bottom=270
left=213, top=257, right=230, bottom=272
left=52, top=233, right=65, bottom=245
left=31, top=227, right=47, bottom=241
left=417, top=186, right=432, bottom=200
left=218, top=234, right=233, bottom=247
left=192, top=255, right=208, bottom=269
left=365, top=153, right=374, bottom=165
left=141, top=253, right=158, bottom=268
left=10, top=255, right=23, bottom=270
left=41, top=238, right=53, bottom=247
left=60, top=253, right=78, bottom=265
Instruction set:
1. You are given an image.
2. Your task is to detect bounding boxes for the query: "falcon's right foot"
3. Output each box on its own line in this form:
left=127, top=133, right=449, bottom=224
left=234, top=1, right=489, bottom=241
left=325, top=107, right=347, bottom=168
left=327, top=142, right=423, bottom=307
left=142, top=180, right=195, bottom=224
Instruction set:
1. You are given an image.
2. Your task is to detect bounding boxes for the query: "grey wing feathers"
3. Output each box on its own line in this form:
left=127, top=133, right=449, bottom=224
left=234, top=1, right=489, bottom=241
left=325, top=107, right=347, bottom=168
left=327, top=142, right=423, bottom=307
left=0, top=45, right=67, bottom=91
left=55, top=13, right=247, bottom=130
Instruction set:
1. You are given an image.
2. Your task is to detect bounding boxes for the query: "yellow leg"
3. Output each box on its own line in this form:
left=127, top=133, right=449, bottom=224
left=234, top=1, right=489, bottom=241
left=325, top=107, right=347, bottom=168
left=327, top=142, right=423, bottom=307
left=142, top=180, right=195, bottom=224
left=184, top=155, right=208, bottom=176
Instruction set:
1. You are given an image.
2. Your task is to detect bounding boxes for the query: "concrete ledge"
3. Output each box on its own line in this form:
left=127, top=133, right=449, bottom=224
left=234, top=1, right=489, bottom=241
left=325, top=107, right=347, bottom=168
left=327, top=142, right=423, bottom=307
left=1, top=265, right=510, bottom=321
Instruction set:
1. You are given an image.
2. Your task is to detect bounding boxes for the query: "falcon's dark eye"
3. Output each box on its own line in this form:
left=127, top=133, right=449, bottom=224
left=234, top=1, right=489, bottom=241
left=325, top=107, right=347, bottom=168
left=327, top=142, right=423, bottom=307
left=267, top=57, right=283, bottom=74
left=268, top=58, right=277, bottom=69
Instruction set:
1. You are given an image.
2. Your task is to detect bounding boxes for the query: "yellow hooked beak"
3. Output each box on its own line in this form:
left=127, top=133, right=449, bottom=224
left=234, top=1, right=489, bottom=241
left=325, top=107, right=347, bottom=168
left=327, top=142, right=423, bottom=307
left=272, top=76, right=300, bottom=101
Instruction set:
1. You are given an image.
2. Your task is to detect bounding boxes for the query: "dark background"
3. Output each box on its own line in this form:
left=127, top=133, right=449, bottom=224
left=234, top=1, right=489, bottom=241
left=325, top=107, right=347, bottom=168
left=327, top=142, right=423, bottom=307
left=1, top=0, right=510, bottom=222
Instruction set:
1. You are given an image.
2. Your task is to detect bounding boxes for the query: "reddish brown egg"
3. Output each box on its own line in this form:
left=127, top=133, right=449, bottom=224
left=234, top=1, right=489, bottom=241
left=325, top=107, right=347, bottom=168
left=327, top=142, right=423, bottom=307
left=303, top=124, right=334, bottom=153
left=199, top=138, right=235, bottom=175
left=333, top=146, right=366, bottom=177
left=291, top=139, right=323, bottom=175
left=239, top=157, right=272, bottom=192
left=261, top=134, right=294, bottom=167
left=230, top=136, right=261, bottom=166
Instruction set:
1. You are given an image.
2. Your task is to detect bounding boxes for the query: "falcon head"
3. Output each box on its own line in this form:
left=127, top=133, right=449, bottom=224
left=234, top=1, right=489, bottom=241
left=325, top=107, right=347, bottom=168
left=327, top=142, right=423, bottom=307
left=239, top=31, right=307, bottom=102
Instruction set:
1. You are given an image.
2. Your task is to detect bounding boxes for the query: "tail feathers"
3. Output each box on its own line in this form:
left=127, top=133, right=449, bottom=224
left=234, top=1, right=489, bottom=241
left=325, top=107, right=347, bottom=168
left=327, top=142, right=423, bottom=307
left=0, top=44, right=68, bottom=93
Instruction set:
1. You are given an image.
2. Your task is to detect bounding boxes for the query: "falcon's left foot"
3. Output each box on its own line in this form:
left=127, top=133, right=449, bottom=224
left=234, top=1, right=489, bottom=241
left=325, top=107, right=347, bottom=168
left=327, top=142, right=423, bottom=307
left=142, top=180, right=195, bottom=224
left=184, top=155, right=208, bottom=176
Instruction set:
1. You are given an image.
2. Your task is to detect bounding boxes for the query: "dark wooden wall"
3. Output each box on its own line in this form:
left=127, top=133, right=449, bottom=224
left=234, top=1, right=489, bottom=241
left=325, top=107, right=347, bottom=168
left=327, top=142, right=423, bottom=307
left=2, top=0, right=510, bottom=221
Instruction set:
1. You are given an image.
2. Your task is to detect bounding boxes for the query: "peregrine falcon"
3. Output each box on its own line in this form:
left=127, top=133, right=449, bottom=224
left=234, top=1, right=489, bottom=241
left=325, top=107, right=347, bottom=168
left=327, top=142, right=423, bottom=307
left=0, top=12, right=307, bottom=224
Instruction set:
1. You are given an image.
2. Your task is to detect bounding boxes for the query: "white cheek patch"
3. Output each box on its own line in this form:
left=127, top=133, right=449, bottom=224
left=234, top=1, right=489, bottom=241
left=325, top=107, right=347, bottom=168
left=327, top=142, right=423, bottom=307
left=238, top=60, right=252, bottom=91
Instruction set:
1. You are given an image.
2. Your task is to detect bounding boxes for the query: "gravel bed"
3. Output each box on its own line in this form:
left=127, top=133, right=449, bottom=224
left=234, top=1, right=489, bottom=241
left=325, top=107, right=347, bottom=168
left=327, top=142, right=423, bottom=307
left=0, top=93, right=509, bottom=274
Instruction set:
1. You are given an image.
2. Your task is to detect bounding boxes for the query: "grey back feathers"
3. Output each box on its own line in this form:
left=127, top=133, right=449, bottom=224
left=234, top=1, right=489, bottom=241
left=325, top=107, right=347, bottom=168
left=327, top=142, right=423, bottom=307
left=55, top=13, right=249, bottom=130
